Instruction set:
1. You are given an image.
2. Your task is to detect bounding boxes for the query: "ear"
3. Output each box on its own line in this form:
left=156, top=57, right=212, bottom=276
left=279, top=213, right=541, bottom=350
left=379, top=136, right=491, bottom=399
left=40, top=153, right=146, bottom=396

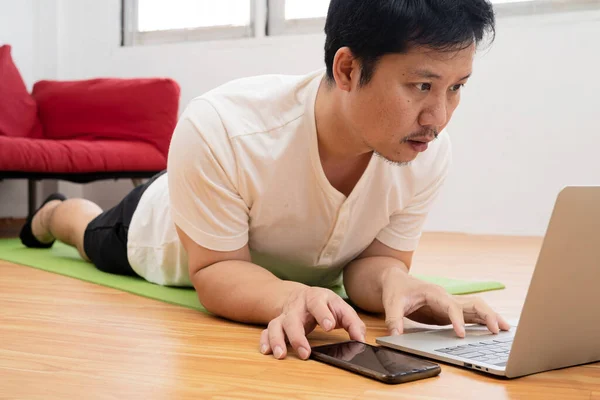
left=332, top=47, right=361, bottom=92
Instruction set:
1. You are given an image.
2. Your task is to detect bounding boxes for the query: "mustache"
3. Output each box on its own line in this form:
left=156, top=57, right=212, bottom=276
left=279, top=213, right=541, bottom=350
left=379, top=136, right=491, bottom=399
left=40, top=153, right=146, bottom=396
left=401, top=128, right=440, bottom=143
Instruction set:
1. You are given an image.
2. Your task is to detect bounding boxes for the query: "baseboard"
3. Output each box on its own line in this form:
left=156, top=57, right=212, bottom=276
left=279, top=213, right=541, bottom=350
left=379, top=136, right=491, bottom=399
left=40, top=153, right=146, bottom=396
left=0, top=218, right=25, bottom=238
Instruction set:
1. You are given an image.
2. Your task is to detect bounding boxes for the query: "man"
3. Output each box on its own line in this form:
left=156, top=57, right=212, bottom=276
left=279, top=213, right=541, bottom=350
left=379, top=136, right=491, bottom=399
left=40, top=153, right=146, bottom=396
left=20, top=0, right=510, bottom=361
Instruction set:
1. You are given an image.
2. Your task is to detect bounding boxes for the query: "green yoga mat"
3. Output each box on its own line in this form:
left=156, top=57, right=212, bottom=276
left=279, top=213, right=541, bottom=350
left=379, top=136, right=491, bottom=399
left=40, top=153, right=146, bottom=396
left=0, top=239, right=504, bottom=314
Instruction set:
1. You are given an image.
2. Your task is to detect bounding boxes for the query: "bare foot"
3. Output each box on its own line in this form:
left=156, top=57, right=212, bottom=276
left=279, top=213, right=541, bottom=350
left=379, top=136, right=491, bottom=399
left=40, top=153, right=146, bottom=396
left=31, top=200, right=62, bottom=244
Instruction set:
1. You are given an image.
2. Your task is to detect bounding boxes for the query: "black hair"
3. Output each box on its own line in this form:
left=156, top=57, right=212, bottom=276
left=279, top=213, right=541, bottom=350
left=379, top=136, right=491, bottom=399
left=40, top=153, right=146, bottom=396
left=324, top=0, right=496, bottom=86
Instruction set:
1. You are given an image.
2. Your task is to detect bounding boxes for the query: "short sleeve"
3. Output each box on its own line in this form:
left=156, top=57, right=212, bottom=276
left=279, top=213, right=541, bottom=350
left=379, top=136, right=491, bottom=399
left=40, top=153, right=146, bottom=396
left=167, top=99, right=249, bottom=252
left=376, top=136, right=452, bottom=252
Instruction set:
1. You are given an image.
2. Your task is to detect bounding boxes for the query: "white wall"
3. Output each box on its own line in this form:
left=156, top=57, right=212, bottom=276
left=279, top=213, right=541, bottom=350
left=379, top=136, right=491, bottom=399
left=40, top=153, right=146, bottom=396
left=429, top=10, right=600, bottom=235
left=4, top=0, right=600, bottom=236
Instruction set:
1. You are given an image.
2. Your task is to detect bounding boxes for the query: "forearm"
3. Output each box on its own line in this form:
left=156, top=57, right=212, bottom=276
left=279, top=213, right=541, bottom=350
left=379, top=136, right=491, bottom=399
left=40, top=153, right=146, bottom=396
left=343, top=256, right=410, bottom=313
left=193, top=260, right=307, bottom=324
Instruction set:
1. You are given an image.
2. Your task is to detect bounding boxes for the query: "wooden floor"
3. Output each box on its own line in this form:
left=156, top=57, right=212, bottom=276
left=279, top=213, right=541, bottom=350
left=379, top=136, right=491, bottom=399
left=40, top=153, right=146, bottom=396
left=0, top=233, right=598, bottom=399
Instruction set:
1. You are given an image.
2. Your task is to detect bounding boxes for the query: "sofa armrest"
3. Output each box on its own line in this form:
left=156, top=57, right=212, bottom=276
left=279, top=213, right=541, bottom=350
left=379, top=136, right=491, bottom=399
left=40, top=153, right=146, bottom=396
left=32, top=78, right=181, bottom=157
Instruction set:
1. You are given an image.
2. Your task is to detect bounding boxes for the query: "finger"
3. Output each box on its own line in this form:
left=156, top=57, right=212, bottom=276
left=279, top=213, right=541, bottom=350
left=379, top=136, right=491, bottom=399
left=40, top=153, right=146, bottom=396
left=428, top=292, right=465, bottom=338
left=305, top=293, right=336, bottom=332
left=497, top=313, right=512, bottom=331
left=259, top=328, right=272, bottom=355
left=282, top=315, right=312, bottom=360
left=267, top=318, right=287, bottom=360
left=447, top=300, right=466, bottom=338
left=465, top=300, right=500, bottom=334
left=384, top=298, right=406, bottom=336
left=330, top=297, right=367, bottom=341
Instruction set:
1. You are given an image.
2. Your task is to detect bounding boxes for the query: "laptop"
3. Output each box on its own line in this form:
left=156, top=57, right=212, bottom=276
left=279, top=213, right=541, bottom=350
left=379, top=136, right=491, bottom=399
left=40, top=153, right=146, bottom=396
left=376, top=186, right=600, bottom=378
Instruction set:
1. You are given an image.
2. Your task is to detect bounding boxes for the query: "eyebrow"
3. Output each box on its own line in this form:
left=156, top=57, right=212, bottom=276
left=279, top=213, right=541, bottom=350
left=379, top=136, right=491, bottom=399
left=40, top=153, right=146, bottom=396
left=412, top=69, right=472, bottom=81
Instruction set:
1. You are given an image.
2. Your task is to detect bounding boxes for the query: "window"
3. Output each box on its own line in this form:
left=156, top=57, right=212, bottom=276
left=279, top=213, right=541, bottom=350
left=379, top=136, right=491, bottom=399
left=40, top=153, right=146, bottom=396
left=265, top=0, right=566, bottom=37
left=491, top=0, right=600, bottom=17
left=123, top=0, right=600, bottom=46
left=267, top=0, right=329, bottom=36
left=285, top=0, right=329, bottom=20
left=123, top=0, right=254, bottom=46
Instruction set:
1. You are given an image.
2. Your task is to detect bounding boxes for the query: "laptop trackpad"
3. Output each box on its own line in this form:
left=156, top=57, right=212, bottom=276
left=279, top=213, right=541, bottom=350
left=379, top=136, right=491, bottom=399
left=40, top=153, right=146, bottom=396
left=378, top=324, right=517, bottom=349
left=424, top=325, right=514, bottom=339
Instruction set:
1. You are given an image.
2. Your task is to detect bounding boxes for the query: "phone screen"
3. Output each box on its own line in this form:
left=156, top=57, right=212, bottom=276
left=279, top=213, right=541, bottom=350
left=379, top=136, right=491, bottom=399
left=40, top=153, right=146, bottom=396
left=311, top=340, right=438, bottom=377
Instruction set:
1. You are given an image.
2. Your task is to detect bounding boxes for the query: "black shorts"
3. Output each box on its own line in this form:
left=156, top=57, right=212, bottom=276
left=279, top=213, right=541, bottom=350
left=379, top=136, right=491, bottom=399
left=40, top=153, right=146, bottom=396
left=83, top=170, right=166, bottom=276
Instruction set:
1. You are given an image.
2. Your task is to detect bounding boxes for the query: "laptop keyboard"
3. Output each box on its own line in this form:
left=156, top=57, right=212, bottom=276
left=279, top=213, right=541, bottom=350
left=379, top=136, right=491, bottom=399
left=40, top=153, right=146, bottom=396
left=435, top=337, right=513, bottom=366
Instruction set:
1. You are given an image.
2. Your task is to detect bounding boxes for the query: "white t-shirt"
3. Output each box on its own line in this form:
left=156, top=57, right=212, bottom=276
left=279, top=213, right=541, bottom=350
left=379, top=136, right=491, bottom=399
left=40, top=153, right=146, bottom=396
left=127, top=69, right=452, bottom=288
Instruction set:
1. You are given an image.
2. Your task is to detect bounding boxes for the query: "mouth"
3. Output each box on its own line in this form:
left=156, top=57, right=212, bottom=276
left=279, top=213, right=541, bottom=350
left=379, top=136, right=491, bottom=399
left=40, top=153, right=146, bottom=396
left=406, top=138, right=432, bottom=153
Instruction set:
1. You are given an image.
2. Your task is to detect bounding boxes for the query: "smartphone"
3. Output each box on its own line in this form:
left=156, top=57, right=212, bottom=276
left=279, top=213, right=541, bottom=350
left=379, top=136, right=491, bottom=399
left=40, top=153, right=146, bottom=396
left=310, top=340, right=441, bottom=384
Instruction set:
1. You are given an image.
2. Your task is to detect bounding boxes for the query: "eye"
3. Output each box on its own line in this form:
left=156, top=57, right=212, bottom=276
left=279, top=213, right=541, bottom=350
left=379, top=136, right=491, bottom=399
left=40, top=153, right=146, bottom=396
left=415, top=83, right=432, bottom=92
left=450, top=84, right=465, bottom=92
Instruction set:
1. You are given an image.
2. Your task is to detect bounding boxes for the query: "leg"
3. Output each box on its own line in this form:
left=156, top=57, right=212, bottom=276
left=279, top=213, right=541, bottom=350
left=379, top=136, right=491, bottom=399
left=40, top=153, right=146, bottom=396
left=23, top=171, right=166, bottom=276
left=31, top=198, right=102, bottom=261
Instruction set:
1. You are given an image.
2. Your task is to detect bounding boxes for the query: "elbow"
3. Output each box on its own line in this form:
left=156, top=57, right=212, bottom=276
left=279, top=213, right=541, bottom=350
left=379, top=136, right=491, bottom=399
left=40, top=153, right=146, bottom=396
left=190, top=266, right=221, bottom=314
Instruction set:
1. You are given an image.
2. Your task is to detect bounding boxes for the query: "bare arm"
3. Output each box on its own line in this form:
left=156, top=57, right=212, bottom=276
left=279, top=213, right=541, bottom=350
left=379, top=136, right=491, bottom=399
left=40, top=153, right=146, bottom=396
left=343, top=239, right=413, bottom=313
left=344, top=239, right=510, bottom=336
left=177, top=226, right=365, bottom=360
left=176, top=226, right=306, bottom=324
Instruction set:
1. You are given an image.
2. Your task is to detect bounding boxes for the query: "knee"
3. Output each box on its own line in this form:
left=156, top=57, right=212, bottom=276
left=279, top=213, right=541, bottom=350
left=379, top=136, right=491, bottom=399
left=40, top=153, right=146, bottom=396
left=49, top=199, right=101, bottom=227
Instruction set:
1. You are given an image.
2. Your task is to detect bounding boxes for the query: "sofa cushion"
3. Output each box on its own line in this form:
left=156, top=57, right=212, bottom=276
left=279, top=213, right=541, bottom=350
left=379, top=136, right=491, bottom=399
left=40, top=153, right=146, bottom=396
left=0, top=45, right=43, bottom=138
left=32, top=78, right=180, bottom=157
left=0, top=136, right=166, bottom=173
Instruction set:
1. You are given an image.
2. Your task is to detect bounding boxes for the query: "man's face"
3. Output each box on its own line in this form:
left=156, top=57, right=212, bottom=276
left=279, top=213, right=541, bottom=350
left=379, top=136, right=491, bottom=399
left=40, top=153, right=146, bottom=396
left=343, top=44, right=475, bottom=165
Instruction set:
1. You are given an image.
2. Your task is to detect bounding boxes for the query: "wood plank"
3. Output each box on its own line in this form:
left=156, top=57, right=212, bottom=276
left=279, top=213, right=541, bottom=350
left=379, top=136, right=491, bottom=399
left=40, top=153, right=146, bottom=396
left=0, top=233, right=598, bottom=399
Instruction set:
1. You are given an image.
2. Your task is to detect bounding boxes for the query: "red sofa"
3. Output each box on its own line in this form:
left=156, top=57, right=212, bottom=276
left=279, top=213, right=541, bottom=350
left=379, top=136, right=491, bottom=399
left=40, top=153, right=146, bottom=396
left=0, top=44, right=180, bottom=215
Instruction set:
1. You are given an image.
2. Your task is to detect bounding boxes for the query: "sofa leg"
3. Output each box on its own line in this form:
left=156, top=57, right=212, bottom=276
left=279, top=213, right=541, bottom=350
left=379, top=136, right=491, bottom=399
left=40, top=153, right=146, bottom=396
left=132, top=178, right=144, bottom=187
left=28, top=180, right=38, bottom=216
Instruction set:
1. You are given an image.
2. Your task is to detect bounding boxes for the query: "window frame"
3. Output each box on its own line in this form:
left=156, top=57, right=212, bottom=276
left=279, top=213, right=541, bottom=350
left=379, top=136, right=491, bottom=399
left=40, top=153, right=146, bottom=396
left=266, top=0, right=327, bottom=36
left=493, top=0, right=600, bottom=17
left=267, top=0, right=600, bottom=36
left=122, top=0, right=258, bottom=46
left=122, top=0, right=600, bottom=46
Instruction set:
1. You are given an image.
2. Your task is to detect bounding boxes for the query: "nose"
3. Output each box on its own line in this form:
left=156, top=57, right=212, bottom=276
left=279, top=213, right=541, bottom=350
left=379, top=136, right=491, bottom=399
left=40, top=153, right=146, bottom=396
left=418, top=95, right=447, bottom=128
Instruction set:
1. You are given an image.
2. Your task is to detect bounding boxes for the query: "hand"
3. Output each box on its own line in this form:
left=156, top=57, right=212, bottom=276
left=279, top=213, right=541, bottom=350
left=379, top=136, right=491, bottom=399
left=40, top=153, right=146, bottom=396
left=259, top=287, right=366, bottom=360
left=382, top=272, right=511, bottom=337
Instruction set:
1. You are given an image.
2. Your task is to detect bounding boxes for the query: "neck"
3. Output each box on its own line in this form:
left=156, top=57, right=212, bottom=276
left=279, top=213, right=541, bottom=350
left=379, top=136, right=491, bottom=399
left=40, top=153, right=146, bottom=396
left=314, top=77, right=372, bottom=164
